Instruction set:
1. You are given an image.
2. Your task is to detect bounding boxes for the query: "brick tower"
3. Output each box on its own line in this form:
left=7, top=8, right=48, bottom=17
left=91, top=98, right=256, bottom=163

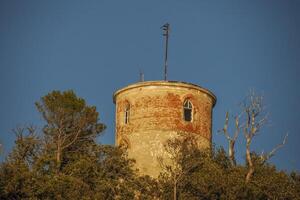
left=113, top=80, right=216, bottom=177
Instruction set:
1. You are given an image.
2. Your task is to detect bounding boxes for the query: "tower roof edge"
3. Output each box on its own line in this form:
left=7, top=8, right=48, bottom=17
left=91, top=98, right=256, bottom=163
left=113, top=80, right=217, bottom=107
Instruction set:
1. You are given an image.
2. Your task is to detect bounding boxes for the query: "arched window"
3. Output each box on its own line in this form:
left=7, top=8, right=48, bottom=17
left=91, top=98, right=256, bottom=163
left=124, top=104, right=130, bottom=124
left=183, top=99, right=193, bottom=122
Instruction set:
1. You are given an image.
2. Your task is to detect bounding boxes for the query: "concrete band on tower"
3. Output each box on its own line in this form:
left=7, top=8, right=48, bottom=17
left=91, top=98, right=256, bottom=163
left=113, top=80, right=216, bottom=177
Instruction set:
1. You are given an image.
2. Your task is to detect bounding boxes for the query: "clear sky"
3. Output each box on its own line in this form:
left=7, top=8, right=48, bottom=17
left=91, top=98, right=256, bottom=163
left=0, top=0, right=299, bottom=171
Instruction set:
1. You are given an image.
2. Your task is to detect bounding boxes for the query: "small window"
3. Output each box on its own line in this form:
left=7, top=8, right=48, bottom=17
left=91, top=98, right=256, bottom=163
left=124, top=105, right=130, bottom=124
left=183, top=100, right=192, bottom=122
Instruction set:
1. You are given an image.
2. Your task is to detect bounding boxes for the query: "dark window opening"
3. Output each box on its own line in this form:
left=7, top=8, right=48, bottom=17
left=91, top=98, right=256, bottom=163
left=184, top=108, right=192, bottom=121
left=183, top=100, right=193, bottom=122
left=124, top=105, right=130, bottom=124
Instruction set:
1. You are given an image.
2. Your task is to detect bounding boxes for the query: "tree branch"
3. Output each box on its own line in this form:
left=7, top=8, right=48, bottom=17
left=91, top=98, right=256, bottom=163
left=260, top=133, right=288, bottom=164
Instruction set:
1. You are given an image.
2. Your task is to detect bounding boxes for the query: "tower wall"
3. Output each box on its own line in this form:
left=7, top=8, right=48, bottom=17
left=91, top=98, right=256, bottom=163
left=113, top=81, right=216, bottom=177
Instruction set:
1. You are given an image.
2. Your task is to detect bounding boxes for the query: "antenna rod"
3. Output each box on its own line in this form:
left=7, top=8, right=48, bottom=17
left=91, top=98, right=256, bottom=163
left=139, top=69, right=144, bottom=82
left=162, top=23, right=170, bottom=81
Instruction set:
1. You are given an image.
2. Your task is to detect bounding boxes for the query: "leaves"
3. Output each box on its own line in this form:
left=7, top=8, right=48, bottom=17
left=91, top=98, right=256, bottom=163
left=158, top=134, right=300, bottom=200
left=0, top=90, right=299, bottom=199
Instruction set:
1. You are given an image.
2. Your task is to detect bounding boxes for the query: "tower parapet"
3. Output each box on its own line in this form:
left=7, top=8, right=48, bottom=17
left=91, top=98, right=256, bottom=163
left=113, top=80, right=216, bottom=177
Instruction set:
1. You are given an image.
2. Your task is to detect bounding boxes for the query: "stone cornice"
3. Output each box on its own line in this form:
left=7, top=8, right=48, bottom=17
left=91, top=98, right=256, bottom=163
left=113, top=80, right=217, bottom=107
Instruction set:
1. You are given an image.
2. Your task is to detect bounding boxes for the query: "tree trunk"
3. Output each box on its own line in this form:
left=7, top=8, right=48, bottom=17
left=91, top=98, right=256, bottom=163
left=173, top=179, right=177, bottom=200
left=229, top=140, right=236, bottom=166
left=56, top=139, right=62, bottom=173
left=245, top=138, right=254, bottom=183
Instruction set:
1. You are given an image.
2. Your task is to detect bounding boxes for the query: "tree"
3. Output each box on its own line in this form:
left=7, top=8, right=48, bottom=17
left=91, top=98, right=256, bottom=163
left=158, top=133, right=197, bottom=200
left=158, top=133, right=229, bottom=200
left=241, top=91, right=288, bottom=183
left=35, top=90, right=105, bottom=173
left=1, top=90, right=299, bottom=199
left=157, top=133, right=299, bottom=199
left=220, top=91, right=288, bottom=183
left=158, top=133, right=232, bottom=200
left=1, top=90, right=157, bottom=199
left=219, top=111, right=240, bottom=166
left=0, top=126, right=41, bottom=199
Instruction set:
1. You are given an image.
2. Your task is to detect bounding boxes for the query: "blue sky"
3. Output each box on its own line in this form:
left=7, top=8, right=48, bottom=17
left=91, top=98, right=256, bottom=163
left=0, top=0, right=299, bottom=171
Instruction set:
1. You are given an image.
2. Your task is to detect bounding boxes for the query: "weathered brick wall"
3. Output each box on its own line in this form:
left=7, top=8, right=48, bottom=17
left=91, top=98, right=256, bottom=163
left=114, top=81, right=216, bottom=177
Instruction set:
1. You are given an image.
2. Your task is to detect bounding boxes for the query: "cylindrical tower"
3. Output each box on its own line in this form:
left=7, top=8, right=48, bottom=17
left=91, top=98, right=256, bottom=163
left=113, top=81, right=216, bottom=177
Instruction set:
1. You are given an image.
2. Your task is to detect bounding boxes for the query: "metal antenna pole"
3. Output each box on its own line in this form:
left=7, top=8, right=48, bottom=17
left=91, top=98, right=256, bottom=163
left=162, top=23, right=170, bottom=81
left=139, top=69, right=144, bottom=82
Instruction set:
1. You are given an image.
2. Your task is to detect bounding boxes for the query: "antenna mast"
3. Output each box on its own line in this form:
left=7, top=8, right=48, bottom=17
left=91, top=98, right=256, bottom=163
left=139, top=69, right=144, bottom=82
left=162, top=23, right=170, bottom=81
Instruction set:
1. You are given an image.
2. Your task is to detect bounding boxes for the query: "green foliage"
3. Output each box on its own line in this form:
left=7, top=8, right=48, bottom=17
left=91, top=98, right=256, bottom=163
left=0, top=127, right=40, bottom=199
left=158, top=133, right=300, bottom=200
left=0, top=90, right=157, bottom=199
left=35, top=90, right=105, bottom=140
left=34, top=90, right=107, bottom=176
left=0, top=90, right=299, bottom=199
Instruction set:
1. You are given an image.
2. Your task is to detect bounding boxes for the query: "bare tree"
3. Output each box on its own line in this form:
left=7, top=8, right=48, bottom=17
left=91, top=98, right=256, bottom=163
left=240, top=91, right=287, bottom=183
left=219, top=111, right=240, bottom=166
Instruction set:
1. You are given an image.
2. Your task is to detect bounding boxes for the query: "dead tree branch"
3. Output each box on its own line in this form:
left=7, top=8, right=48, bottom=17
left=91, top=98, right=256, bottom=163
left=219, top=111, right=240, bottom=166
left=242, top=91, right=266, bottom=183
left=260, top=133, right=288, bottom=164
